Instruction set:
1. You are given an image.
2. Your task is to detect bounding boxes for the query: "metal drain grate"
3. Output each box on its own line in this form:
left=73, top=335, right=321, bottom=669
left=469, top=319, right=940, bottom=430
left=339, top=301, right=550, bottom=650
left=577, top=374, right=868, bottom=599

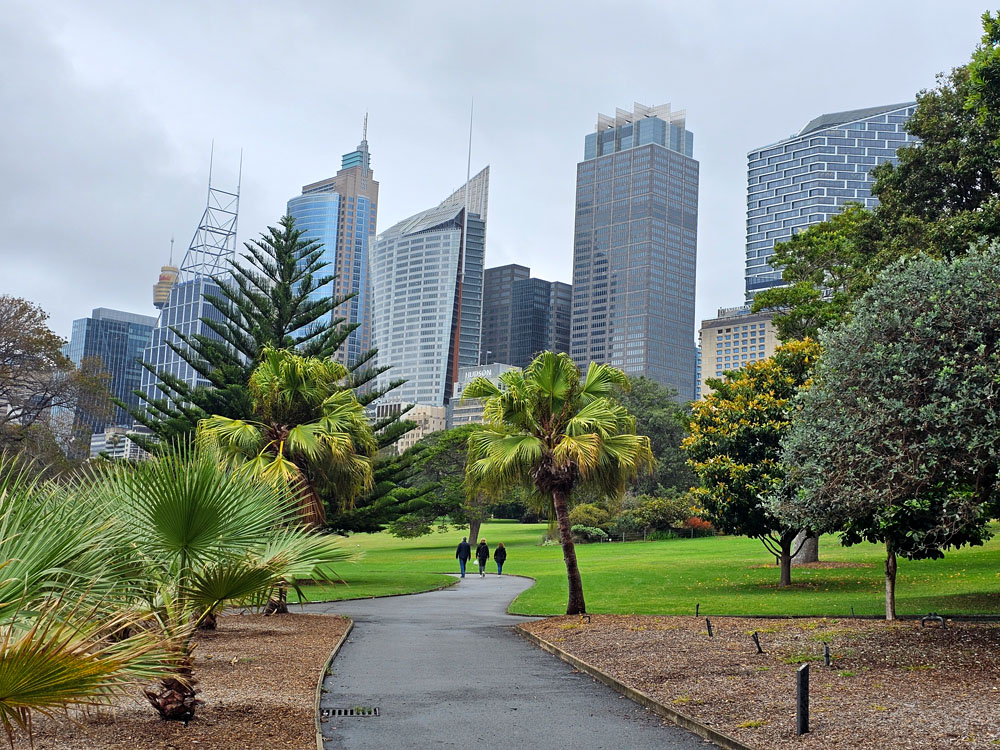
left=321, top=707, right=380, bottom=718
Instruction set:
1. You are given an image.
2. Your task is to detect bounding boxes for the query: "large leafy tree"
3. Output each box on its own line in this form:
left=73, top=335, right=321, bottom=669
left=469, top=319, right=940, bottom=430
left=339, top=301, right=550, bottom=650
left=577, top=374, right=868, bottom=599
left=753, top=13, right=1000, bottom=340
left=683, top=340, right=820, bottom=587
left=197, top=346, right=376, bottom=527
left=0, top=296, right=110, bottom=462
left=775, top=250, right=1000, bottom=619
left=615, top=376, right=695, bottom=494
left=464, top=352, right=653, bottom=615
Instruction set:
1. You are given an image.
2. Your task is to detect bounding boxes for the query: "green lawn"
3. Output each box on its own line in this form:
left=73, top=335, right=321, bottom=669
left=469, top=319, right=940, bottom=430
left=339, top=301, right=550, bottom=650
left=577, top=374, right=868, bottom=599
left=297, top=520, right=1000, bottom=617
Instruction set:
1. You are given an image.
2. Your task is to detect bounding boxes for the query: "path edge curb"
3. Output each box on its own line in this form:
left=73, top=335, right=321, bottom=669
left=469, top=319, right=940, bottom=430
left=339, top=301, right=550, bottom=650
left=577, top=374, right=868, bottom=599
left=515, top=626, right=756, bottom=750
left=314, top=617, right=355, bottom=750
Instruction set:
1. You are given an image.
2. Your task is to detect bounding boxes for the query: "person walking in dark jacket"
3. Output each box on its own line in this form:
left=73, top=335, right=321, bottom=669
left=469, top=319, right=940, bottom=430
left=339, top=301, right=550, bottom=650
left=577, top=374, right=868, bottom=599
left=456, top=537, right=471, bottom=578
left=494, top=542, right=507, bottom=575
left=475, top=539, right=490, bottom=578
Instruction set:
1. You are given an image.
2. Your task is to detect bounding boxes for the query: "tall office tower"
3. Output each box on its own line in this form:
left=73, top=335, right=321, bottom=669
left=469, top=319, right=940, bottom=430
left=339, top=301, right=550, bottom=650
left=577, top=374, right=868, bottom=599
left=745, top=102, right=918, bottom=300
left=570, top=102, right=698, bottom=401
left=287, top=122, right=378, bottom=365
left=141, top=167, right=240, bottom=408
left=481, top=265, right=572, bottom=369
left=65, top=308, right=157, bottom=435
left=370, top=167, right=489, bottom=408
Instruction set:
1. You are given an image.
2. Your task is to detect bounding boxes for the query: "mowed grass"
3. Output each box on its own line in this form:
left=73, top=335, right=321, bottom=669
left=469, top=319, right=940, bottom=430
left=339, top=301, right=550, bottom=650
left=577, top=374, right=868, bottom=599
left=297, top=520, right=1000, bottom=617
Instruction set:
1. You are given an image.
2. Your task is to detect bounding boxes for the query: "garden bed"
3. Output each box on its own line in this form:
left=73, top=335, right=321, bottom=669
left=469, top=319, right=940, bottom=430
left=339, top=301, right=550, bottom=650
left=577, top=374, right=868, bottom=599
left=12, top=613, right=349, bottom=750
left=520, top=615, right=1000, bottom=749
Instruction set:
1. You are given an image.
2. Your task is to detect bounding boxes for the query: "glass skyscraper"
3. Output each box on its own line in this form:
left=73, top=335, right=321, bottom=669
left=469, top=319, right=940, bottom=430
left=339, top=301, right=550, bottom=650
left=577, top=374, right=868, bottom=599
left=571, top=102, right=698, bottom=401
left=66, top=308, right=157, bottom=433
left=481, top=264, right=571, bottom=369
left=745, top=102, right=918, bottom=299
left=287, top=131, right=378, bottom=366
left=370, top=167, right=488, bottom=407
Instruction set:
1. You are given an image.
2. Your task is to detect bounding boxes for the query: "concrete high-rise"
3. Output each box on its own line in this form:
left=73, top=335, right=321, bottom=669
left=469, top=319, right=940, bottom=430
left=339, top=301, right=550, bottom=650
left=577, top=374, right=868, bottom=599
left=745, top=102, right=918, bottom=300
left=570, top=102, right=698, bottom=401
left=370, top=167, right=488, bottom=408
left=697, top=307, right=778, bottom=398
left=481, top=264, right=571, bottom=369
left=66, top=308, right=157, bottom=435
left=287, top=124, right=378, bottom=366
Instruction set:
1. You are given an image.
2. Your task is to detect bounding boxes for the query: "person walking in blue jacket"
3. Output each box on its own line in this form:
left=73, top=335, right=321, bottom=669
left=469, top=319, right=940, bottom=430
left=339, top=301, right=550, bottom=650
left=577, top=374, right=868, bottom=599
left=455, top=537, right=471, bottom=578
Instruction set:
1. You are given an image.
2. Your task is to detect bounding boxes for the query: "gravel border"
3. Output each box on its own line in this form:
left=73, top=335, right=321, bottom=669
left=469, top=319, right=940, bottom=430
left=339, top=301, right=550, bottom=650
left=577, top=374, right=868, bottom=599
left=517, top=625, right=754, bottom=750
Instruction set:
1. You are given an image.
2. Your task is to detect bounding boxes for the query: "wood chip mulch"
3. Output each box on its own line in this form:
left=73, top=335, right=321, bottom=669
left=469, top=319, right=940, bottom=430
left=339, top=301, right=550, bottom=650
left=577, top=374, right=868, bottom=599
left=12, top=613, right=349, bottom=750
left=521, top=615, right=1000, bottom=749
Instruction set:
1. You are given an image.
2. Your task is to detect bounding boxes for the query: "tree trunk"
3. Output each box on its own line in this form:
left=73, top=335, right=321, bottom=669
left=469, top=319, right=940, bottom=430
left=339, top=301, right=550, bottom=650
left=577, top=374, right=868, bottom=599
left=885, top=540, right=897, bottom=621
left=468, top=519, right=482, bottom=549
left=196, top=610, right=217, bottom=630
left=264, top=584, right=288, bottom=615
left=144, top=655, right=200, bottom=722
left=791, top=530, right=820, bottom=565
left=552, top=490, right=586, bottom=614
left=778, top=534, right=794, bottom=587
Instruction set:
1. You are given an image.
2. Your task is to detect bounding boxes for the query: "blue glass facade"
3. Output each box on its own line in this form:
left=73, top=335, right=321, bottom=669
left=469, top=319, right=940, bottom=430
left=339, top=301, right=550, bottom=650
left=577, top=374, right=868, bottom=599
left=571, top=104, right=698, bottom=401
left=66, top=308, right=157, bottom=432
left=287, top=138, right=378, bottom=366
left=745, top=102, right=919, bottom=299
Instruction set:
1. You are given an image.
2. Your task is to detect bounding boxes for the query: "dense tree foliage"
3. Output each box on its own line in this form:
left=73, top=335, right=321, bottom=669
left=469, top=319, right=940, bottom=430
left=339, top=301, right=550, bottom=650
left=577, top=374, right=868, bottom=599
left=615, top=376, right=695, bottom=494
left=775, top=251, right=999, bottom=619
left=683, top=340, right=821, bottom=586
left=753, top=14, right=1000, bottom=340
left=464, top=352, right=653, bottom=614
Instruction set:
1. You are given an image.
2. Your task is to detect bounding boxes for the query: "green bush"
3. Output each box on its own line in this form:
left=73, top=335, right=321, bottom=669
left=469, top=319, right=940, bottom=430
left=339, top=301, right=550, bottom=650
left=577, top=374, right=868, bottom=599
left=606, top=492, right=694, bottom=535
left=571, top=525, right=609, bottom=543
left=568, top=503, right=610, bottom=528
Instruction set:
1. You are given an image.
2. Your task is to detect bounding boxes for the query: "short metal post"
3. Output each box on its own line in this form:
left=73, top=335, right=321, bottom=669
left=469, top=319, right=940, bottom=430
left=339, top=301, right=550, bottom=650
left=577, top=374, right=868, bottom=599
left=823, top=643, right=831, bottom=667
left=796, top=663, right=809, bottom=735
left=752, top=631, right=763, bottom=654
left=695, top=603, right=700, bottom=617
left=705, top=617, right=713, bottom=637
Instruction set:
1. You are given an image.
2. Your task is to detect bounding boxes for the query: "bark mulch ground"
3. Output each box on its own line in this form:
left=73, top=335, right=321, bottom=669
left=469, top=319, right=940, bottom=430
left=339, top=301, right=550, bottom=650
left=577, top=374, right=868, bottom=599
left=521, top=615, right=1000, bottom=750
left=13, top=613, right=349, bottom=750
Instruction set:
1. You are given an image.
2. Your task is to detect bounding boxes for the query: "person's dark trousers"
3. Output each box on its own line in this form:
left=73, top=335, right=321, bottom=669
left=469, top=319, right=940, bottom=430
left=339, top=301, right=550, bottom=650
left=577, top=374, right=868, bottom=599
left=479, top=563, right=486, bottom=577
left=459, top=559, right=467, bottom=577
left=497, top=563, right=503, bottom=575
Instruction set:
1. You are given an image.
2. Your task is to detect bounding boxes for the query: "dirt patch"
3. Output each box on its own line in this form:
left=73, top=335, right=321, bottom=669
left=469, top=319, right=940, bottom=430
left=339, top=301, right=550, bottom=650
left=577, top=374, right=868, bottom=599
left=12, top=613, right=349, bottom=750
left=521, top=615, right=1000, bottom=749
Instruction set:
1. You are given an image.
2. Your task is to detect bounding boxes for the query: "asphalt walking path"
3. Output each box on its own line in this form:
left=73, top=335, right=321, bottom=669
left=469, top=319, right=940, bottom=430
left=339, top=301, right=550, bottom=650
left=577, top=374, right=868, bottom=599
left=303, top=572, right=715, bottom=749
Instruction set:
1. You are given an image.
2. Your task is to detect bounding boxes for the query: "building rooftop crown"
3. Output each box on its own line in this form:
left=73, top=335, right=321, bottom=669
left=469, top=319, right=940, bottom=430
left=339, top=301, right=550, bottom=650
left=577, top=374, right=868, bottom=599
left=595, top=102, right=686, bottom=132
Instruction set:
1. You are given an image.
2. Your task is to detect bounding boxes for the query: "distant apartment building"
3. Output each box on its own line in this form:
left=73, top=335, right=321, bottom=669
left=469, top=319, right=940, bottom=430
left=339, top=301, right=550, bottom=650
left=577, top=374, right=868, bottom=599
left=570, top=102, right=698, bottom=401
left=447, top=362, right=520, bottom=428
left=370, top=167, right=488, bottom=409
left=376, top=403, right=447, bottom=454
left=287, top=128, right=378, bottom=366
left=90, top=425, right=153, bottom=461
left=481, top=264, right=570, bottom=369
left=65, top=308, right=157, bottom=435
left=745, top=102, right=919, bottom=301
left=697, top=307, right=778, bottom=398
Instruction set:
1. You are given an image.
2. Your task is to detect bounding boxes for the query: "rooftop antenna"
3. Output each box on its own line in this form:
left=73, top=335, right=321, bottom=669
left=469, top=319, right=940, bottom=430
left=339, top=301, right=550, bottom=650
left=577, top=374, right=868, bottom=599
left=363, top=112, right=368, bottom=142
left=461, top=98, right=473, bottom=278
left=169, top=236, right=175, bottom=264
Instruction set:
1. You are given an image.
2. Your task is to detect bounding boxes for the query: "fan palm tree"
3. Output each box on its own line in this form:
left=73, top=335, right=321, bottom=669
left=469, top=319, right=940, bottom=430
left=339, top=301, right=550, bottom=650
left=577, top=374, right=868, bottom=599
left=464, top=352, right=653, bottom=615
left=0, top=456, right=168, bottom=742
left=197, top=346, right=376, bottom=526
left=92, top=448, right=357, bottom=721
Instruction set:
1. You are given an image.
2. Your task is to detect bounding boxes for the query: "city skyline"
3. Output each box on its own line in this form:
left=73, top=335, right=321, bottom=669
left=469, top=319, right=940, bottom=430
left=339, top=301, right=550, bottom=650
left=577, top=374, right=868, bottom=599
left=1, top=1, right=986, bottom=343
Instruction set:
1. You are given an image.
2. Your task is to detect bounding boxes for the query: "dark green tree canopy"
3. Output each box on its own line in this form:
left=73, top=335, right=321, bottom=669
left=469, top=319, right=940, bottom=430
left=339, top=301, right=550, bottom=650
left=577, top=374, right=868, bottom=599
left=776, top=249, right=1000, bottom=554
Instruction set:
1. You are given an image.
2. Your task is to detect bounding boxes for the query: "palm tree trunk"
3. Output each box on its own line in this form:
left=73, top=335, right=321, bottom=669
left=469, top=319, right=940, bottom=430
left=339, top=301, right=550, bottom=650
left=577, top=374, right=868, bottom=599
left=144, top=653, right=199, bottom=722
left=552, top=490, right=586, bottom=615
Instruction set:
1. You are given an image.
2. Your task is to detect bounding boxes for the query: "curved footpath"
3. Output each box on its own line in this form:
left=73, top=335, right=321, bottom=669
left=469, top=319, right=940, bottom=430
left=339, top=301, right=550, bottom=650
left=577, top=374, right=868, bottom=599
left=303, top=574, right=715, bottom=749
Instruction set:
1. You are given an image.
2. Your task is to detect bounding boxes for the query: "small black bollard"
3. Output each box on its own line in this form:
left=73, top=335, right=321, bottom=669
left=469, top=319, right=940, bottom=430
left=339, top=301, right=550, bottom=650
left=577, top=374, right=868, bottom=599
left=823, top=642, right=831, bottom=667
left=752, top=631, right=763, bottom=654
left=695, top=603, right=700, bottom=617
left=851, top=606, right=856, bottom=619
left=796, top=663, right=809, bottom=735
left=705, top=617, right=713, bottom=637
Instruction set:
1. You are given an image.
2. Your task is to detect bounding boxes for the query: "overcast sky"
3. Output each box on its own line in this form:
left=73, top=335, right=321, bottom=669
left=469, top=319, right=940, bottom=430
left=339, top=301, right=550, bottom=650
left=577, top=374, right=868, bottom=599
left=0, top=0, right=989, bottom=341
